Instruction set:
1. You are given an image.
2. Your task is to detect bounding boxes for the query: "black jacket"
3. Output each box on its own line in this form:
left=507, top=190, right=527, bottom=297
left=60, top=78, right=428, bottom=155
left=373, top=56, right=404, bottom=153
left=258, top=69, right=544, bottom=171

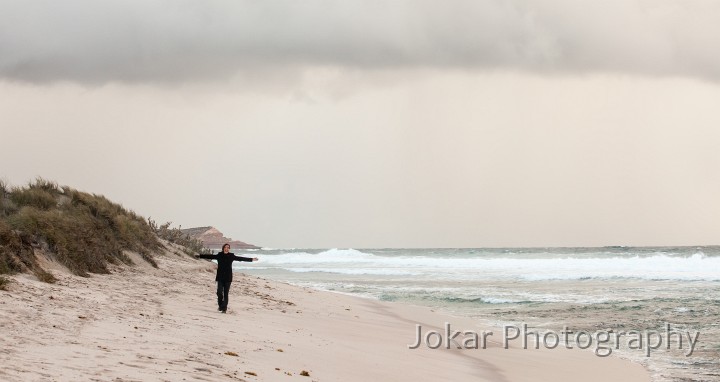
left=197, top=252, right=254, bottom=282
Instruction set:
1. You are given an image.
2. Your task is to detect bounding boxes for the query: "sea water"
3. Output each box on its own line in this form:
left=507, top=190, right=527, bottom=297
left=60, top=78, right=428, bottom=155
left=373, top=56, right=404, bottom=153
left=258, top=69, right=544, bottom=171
left=234, top=247, right=720, bottom=381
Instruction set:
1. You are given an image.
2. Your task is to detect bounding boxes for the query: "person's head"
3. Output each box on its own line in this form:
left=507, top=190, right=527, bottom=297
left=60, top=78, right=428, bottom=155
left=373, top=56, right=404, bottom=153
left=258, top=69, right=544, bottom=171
left=222, top=243, right=230, bottom=253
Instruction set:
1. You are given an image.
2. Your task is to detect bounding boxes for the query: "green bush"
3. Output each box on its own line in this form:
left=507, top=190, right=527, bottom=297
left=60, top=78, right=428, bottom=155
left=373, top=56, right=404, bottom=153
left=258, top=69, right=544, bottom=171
left=34, top=269, right=56, bottom=283
left=29, top=177, right=60, bottom=193
left=0, top=217, right=37, bottom=274
left=0, top=179, right=164, bottom=281
left=0, top=220, right=51, bottom=283
left=0, top=179, right=8, bottom=202
left=9, top=187, right=56, bottom=210
left=150, top=219, right=206, bottom=255
left=0, top=275, right=9, bottom=290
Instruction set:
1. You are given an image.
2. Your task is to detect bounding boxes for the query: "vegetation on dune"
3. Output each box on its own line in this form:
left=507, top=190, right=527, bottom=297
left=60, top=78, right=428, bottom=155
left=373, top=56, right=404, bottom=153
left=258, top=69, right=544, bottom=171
left=0, top=178, right=206, bottom=283
left=149, top=219, right=206, bottom=256
left=0, top=275, right=9, bottom=290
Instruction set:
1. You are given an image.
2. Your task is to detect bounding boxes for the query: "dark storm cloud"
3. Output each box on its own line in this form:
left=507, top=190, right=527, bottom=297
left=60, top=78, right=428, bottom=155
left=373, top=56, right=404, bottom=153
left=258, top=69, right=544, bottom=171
left=1, top=0, right=719, bottom=84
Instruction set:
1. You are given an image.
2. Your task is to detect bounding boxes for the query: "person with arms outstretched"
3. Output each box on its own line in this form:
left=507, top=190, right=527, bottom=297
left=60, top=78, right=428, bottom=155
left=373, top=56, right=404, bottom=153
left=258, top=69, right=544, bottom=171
left=196, top=243, right=258, bottom=313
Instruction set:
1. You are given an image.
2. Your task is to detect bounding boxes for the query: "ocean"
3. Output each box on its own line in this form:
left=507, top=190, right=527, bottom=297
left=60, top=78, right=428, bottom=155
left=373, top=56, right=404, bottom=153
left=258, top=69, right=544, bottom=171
left=233, top=246, right=720, bottom=382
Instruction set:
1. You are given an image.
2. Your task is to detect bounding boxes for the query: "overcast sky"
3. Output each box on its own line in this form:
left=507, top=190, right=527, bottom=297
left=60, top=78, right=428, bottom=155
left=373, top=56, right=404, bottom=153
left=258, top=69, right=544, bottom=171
left=2, top=0, right=719, bottom=248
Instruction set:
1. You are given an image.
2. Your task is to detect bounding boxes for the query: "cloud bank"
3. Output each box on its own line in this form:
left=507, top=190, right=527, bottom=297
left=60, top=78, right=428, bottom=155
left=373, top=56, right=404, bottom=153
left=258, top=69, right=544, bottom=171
left=1, top=0, right=719, bottom=84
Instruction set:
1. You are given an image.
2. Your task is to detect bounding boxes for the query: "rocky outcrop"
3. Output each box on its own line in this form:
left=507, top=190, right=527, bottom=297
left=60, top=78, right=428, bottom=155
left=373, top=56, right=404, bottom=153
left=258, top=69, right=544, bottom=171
left=179, top=226, right=260, bottom=250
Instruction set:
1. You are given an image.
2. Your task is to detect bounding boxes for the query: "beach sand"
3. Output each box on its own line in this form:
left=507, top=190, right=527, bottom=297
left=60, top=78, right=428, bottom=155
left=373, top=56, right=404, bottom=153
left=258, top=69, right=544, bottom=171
left=0, top=247, right=650, bottom=382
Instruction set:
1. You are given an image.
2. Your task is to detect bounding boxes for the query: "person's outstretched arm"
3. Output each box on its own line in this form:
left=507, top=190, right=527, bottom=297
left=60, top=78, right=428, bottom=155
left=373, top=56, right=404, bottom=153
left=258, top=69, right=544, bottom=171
left=196, top=254, right=218, bottom=260
left=232, top=255, right=258, bottom=262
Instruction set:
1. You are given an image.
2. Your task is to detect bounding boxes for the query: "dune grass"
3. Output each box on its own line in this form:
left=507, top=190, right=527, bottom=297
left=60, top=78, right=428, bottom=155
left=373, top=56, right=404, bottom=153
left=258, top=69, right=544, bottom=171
left=149, top=219, right=205, bottom=256
left=0, top=178, right=163, bottom=280
left=0, top=275, right=9, bottom=290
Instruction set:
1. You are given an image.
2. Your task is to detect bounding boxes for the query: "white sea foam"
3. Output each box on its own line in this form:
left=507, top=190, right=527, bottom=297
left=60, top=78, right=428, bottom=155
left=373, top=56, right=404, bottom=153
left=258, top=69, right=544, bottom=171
left=251, top=249, right=720, bottom=281
left=284, top=267, right=422, bottom=276
left=479, top=297, right=519, bottom=304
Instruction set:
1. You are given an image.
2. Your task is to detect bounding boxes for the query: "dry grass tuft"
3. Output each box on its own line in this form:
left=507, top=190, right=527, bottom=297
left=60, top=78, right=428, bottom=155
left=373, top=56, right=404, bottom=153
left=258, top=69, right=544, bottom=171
left=0, top=275, right=9, bottom=290
left=149, top=219, right=206, bottom=255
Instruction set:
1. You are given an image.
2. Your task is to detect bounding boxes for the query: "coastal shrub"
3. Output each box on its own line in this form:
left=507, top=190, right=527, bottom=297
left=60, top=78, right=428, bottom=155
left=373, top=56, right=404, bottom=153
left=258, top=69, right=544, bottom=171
left=29, top=178, right=60, bottom=193
left=0, top=217, right=36, bottom=274
left=0, top=179, right=8, bottom=216
left=5, top=206, right=109, bottom=275
left=34, top=269, right=56, bottom=283
left=8, top=177, right=60, bottom=210
left=0, top=179, right=164, bottom=281
left=138, top=248, right=158, bottom=268
left=66, top=188, right=159, bottom=252
left=0, top=198, right=18, bottom=216
left=9, top=187, right=56, bottom=210
left=0, top=275, right=9, bottom=290
left=0, top=216, right=52, bottom=283
left=0, top=218, right=18, bottom=274
left=149, top=219, right=206, bottom=256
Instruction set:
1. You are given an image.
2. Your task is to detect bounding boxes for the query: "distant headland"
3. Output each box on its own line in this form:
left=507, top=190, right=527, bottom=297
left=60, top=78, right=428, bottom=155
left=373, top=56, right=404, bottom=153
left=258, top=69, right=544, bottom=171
left=180, top=226, right=260, bottom=250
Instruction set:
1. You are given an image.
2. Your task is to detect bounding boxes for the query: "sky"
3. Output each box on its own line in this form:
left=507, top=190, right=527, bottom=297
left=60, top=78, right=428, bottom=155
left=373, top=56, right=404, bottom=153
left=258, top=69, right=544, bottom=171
left=2, top=0, right=719, bottom=248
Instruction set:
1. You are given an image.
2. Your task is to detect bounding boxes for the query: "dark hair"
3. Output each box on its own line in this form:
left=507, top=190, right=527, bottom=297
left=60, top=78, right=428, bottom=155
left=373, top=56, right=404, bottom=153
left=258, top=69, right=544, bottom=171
left=222, top=243, right=230, bottom=250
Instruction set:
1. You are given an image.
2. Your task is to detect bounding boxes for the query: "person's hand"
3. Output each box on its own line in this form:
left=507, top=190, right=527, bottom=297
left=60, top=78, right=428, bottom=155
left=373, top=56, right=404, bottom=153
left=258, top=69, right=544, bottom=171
left=253, top=257, right=259, bottom=261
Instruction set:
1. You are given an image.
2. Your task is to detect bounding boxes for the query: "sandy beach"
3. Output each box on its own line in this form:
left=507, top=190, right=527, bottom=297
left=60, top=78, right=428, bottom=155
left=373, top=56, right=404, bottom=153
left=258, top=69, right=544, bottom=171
left=0, top=247, right=650, bottom=382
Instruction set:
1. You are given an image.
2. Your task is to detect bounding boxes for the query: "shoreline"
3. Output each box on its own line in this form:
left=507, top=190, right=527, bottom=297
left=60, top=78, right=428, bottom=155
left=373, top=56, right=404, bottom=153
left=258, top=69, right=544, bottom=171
left=0, top=249, right=650, bottom=382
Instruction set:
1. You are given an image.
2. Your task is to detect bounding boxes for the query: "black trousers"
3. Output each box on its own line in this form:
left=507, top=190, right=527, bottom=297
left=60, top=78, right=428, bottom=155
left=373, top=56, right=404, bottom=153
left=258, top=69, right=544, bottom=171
left=217, top=281, right=231, bottom=310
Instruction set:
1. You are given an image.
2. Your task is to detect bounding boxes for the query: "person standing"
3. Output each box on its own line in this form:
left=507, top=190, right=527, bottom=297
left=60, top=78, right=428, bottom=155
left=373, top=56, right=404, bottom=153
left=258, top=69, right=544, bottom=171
left=196, top=243, right=258, bottom=313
